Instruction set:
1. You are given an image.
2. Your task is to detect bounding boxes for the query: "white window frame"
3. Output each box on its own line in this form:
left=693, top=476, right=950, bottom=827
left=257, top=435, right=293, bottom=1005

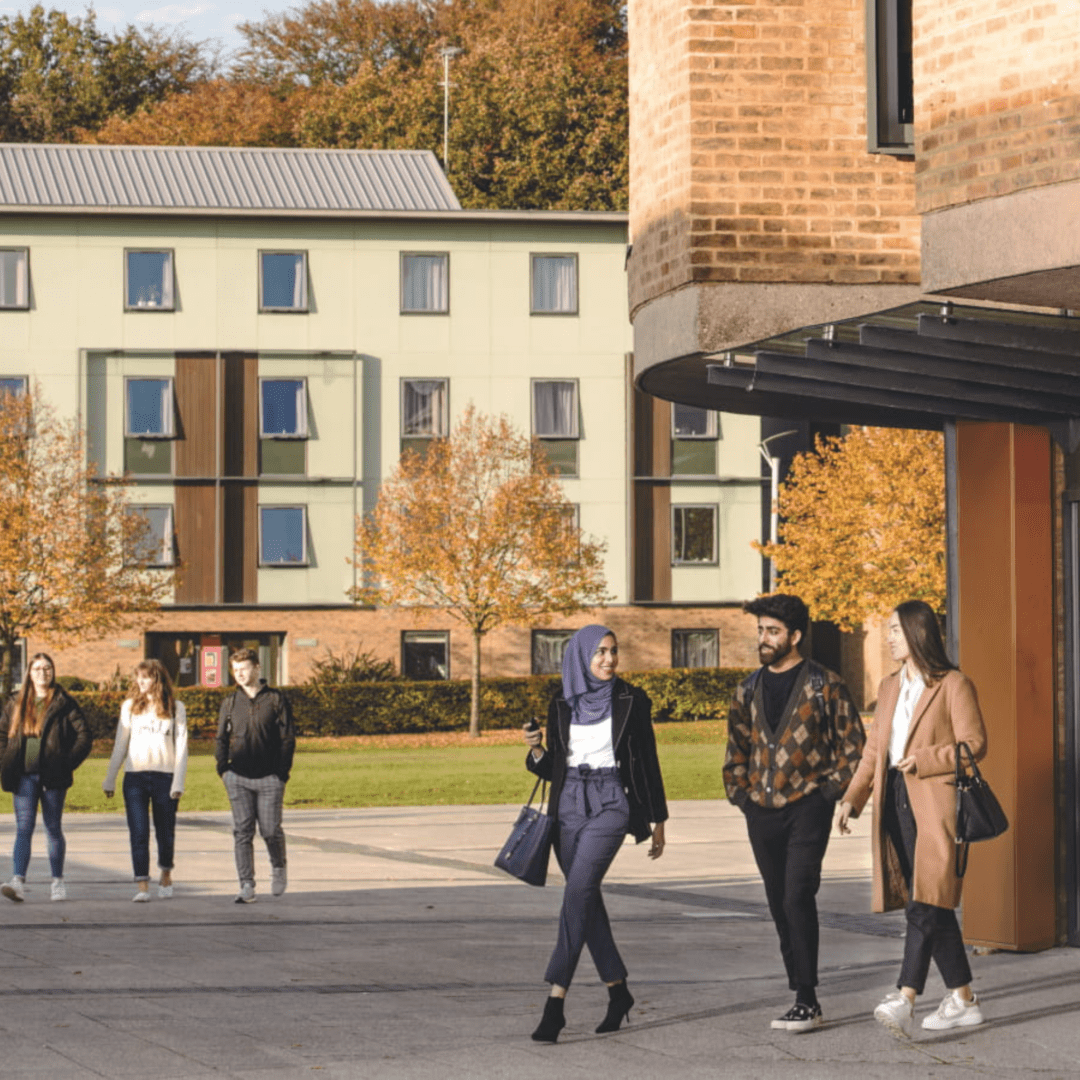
left=258, top=250, right=309, bottom=313
left=400, top=252, right=450, bottom=314
left=400, top=378, right=449, bottom=438
left=672, top=628, right=720, bottom=669
left=127, top=504, right=175, bottom=568
left=672, top=404, right=719, bottom=440
left=258, top=504, right=309, bottom=567
left=125, top=377, right=175, bottom=439
left=671, top=504, right=719, bottom=566
left=530, top=253, right=579, bottom=316
left=124, top=248, right=175, bottom=311
left=531, top=378, right=580, bottom=439
left=402, top=630, right=451, bottom=680
left=0, top=248, right=29, bottom=310
left=259, top=378, right=309, bottom=439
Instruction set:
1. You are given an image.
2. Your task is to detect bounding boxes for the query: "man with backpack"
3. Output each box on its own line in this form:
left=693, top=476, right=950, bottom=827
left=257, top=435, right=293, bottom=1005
left=216, top=648, right=296, bottom=904
left=723, top=594, right=864, bottom=1032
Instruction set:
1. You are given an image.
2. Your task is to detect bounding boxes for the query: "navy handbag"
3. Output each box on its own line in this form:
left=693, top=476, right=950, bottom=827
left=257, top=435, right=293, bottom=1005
left=494, top=776, right=554, bottom=886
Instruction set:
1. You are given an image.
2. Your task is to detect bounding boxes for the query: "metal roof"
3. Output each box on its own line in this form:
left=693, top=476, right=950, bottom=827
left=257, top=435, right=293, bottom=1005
left=0, top=144, right=462, bottom=214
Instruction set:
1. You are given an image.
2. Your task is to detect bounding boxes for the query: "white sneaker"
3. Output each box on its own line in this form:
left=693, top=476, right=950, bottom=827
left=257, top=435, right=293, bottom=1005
left=922, top=990, right=984, bottom=1030
left=234, top=881, right=256, bottom=904
left=50, top=879, right=66, bottom=902
left=1, top=878, right=24, bottom=902
left=132, top=889, right=151, bottom=903
left=157, top=884, right=173, bottom=899
left=874, top=991, right=914, bottom=1039
left=271, top=866, right=287, bottom=897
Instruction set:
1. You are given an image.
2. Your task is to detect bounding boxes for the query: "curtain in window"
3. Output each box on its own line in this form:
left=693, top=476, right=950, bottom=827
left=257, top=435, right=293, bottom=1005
left=403, top=633, right=449, bottom=679
left=532, top=256, right=576, bottom=313
left=0, top=250, right=27, bottom=308
left=262, top=253, right=305, bottom=310
left=532, top=631, right=573, bottom=675
left=262, top=380, right=307, bottom=437
left=402, top=380, right=447, bottom=436
left=127, top=251, right=172, bottom=308
left=128, top=379, right=172, bottom=437
left=533, top=381, right=577, bottom=437
left=402, top=255, right=448, bottom=312
left=674, top=630, right=719, bottom=668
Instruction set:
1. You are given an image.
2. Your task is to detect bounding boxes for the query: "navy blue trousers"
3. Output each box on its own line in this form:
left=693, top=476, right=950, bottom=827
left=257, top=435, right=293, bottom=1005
left=544, top=767, right=630, bottom=988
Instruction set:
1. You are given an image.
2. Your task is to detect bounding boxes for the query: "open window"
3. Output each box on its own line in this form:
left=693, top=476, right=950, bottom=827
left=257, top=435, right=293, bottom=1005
left=259, top=505, right=308, bottom=566
left=259, top=251, right=308, bottom=312
left=127, top=505, right=176, bottom=567
left=125, top=250, right=175, bottom=310
left=867, top=0, right=914, bottom=155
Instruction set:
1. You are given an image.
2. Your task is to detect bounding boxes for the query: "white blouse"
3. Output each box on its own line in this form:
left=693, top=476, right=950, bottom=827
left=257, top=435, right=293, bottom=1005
left=103, top=699, right=189, bottom=794
left=888, top=665, right=926, bottom=767
left=567, top=717, right=616, bottom=769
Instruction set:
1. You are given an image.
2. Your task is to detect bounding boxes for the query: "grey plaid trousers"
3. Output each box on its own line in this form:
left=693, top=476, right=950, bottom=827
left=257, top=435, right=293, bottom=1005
left=222, top=771, right=287, bottom=884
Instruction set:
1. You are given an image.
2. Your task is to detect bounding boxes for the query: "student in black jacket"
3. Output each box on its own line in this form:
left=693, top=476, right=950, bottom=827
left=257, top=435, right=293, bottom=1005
left=523, top=625, right=668, bottom=1043
left=0, top=653, right=92, bottom=902
left=215, top=648, right=296, bottom=904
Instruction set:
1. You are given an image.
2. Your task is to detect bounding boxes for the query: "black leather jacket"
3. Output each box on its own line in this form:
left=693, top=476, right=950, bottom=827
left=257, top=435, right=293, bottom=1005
left=0, top=688, right=93, bottom=792
left=526, top=678, right=668, bottom=843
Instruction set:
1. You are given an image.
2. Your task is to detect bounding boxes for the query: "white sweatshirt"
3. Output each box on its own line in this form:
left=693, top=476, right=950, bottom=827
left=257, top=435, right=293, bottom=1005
left=103, top=699, right=189, bottom=795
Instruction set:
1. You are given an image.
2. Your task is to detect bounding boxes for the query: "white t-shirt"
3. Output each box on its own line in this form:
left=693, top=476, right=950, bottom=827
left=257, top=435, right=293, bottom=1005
left=888, top=665, right=926, bottom=768
left=567, top=717, right=616, bottom=769
left=103, top=699, right=189, bottom=794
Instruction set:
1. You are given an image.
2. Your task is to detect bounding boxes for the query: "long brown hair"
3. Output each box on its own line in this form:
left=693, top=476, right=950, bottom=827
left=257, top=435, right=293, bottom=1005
left=126, top=659, right=175, bottom=719
left=13, top=653, right=56, bottom=738
left=895, top=600, right=956, bottom=684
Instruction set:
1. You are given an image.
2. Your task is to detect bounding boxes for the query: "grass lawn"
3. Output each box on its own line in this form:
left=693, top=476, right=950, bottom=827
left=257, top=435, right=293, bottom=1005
left=0, top=722, right=728, bottom=813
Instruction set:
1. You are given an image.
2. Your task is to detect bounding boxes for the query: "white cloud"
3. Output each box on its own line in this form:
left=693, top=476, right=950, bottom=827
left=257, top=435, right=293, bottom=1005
left=135, top=3, right=212, bottom=24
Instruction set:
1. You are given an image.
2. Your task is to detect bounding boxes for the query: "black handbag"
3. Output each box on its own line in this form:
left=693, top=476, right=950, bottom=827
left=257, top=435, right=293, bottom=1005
left=494, top=776, right=554, bottom=886
left=954, top=740, right=1008, bottom=877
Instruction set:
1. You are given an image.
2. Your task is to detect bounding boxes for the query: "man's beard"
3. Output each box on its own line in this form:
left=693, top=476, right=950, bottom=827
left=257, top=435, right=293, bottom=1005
left=759, top=638, right=793, bottom=665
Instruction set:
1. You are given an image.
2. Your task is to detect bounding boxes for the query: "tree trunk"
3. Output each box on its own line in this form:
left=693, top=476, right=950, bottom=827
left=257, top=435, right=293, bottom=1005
left=0, top=635, right=12, bottom=701
left=469, top=628, right=482, bottom=738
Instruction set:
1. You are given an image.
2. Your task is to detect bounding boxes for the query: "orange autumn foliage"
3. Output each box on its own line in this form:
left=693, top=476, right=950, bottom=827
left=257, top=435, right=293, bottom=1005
left=353, top=406, right=610, bottom=735
left=0, top=388, right=174, bottom=695
left=756, top=427, right=946, bottom=632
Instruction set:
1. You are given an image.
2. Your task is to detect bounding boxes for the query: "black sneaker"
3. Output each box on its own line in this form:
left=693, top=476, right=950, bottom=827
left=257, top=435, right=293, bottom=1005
left=770, top=1002, right=823, bottom=1032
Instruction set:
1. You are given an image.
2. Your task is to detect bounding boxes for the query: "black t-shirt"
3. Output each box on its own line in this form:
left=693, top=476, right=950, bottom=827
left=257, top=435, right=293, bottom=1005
left=760, top=661, right=805, bottom=735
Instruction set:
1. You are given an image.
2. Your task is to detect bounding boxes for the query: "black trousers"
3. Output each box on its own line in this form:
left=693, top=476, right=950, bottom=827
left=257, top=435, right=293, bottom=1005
left=745, top=789, right=834, bottom=991
left=883, top=767, right=972, bottom=995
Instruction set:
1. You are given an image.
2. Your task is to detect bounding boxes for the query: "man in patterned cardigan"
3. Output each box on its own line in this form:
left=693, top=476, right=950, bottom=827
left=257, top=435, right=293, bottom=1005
left=723, top=594, right=864, bottom=1033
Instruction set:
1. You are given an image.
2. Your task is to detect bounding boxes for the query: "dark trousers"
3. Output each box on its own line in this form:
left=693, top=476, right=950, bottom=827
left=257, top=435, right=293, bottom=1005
left=745, top=789, right=834, bottom=991
left=123, top=770, right=177, bottom=880
left=883, top=767, right=972, bottom=995
left=544, top=767, right=629, bottom=988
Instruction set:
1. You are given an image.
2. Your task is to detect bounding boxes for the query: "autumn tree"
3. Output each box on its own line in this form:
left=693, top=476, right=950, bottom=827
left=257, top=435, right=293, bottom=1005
left=757, top=427, right=946, bottom=631
left=0, top=5, right=210, bottom=142
left=353, top=406, right=610, bottom=736
left=0, top=387, right=175, bottom=697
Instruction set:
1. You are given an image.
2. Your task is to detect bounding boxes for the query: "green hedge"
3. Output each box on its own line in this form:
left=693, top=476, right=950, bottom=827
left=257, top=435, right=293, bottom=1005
left=69, top=667, right=752, bottom=740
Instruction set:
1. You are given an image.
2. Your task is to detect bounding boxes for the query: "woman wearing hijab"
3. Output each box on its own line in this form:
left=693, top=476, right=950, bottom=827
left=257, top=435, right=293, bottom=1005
left=523, top=624, right=668, bottom=1043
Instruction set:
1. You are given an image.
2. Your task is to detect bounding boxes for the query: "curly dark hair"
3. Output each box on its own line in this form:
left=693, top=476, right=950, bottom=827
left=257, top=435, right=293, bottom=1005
left=743, top=594, right=809, bottom=637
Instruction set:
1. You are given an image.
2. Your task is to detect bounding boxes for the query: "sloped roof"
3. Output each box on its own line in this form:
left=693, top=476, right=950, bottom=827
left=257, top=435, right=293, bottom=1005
left=0, top=144, right=462, bottom=215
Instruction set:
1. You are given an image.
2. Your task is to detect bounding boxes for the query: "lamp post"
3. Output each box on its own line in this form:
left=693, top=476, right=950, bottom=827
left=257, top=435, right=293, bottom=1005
left=759, top=429, right=798, bottom=592
left=438, top=46, right=463, bottom=170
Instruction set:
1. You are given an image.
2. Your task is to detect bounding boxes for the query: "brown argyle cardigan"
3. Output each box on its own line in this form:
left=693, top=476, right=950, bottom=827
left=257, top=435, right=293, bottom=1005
left=723, top=661, right=865, bottom=810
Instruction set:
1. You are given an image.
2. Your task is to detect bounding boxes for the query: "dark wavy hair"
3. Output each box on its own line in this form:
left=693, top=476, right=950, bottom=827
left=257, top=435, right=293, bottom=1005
left=744, top=594, right=809, bottom=638
left=13, top=652, right=56, bottom=738
left=895, top=600, right=956, bottom=683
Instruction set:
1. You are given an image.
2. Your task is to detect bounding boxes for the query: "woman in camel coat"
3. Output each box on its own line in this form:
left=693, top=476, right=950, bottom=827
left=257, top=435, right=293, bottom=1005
left=838, top=600, right=987, bottom=1038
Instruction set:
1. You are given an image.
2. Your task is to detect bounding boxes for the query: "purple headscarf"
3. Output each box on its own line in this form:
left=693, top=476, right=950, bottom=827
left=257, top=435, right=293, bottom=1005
left=562, top=624, right=616, bottom=725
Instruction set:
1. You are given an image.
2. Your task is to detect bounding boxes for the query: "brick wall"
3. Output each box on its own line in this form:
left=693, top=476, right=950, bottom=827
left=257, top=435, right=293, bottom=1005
left=914, top=0, right=1080, bottom=213
left=629, top=0, right=920, bottom=316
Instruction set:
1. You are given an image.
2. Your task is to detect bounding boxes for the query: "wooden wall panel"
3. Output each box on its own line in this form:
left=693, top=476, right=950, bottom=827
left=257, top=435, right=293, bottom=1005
left=175, top=354, right=218, bottom=478
left=956, top=421, right=1056, bottom=951
left=631, top=391, right=672, bottom=601
left=175, top=485, right=219, bottom=604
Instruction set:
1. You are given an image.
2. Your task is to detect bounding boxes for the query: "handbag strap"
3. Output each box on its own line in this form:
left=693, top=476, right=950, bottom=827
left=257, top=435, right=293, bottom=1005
left=955, top=740, right=983, bottom=784
left=526, top=774, right=548, bottom=813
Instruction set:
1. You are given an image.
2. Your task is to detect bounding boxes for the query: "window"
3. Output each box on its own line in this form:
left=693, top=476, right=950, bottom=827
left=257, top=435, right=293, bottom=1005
left=672, top=505, right=717, bottom=565
left=259, top=506, right=307, bottom=566
left=402, top=631, right=450, bottom=679
left=672, top=629, right=719, bottom=669
left=125, top=378, right=174, bottom=438
left=672, top=404, right=719, bottom=475
left=8, top=639, right=25, bottom=689
left=0, top=249, right=28, bottom=309
left=259, top=251, right=308, bottom=312
left=401, top=253, right=449, bottom=313
left=531, top=254, right=578, bottom=315
left=532, top=630, right=574, bottom=675
left=125, top=250, right=174, bottom=310
left=0, top=377, right=27, bottom=397
left=127, top=505, right=175, bottom=567
left=672, top=405, right=718, bottom=439
left=867, top=0, right=913, bottom=154
left=401, top=378, right=448, bottom=457
left=260, top=379, right=308, bottom=438
left=533, top=379, right=579, bottom=476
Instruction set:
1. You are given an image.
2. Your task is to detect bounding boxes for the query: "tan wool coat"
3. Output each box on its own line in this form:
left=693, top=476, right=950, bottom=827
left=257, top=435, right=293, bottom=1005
left=845, top=669, right=987, bottom=912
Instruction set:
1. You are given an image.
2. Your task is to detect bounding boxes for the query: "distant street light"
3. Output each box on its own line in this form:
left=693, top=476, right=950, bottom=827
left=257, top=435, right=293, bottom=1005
left=438, top=46, right=464, bottom=170
left=759, top=429, right=798, bottom=592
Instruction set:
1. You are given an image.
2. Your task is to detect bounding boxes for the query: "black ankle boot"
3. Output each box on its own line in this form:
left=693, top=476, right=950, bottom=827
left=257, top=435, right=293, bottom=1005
left=595, top=981, right=634, bottom=1033
left=531, top=995, right=566, bottom=1043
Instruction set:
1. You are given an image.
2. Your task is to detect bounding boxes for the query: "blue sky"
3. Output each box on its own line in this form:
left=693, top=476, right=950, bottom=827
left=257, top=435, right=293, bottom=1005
left=1, top=0, right=284, bottom=59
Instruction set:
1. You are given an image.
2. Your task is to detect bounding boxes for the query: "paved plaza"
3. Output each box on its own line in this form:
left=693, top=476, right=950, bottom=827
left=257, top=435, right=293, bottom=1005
left=0, top=799, right=1076, bottom=1079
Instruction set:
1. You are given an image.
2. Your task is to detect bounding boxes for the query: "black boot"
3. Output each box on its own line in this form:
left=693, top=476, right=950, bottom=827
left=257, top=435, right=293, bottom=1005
left=531, top=995, right=566, bottom=1043
left=595, top=981, right=634, bottom=1033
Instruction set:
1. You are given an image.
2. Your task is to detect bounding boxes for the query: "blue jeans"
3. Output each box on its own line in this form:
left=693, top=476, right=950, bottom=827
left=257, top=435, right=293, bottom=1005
left=123, top=771, right=177, bottom=880
left=12, top=773, right=67, bottom=879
